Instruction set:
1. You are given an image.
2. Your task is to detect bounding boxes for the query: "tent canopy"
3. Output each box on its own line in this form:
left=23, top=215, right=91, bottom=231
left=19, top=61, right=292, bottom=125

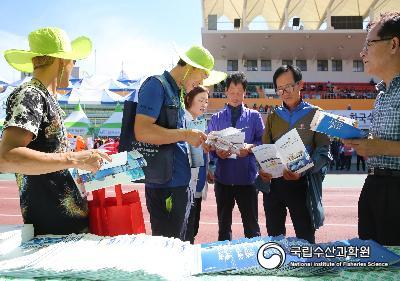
left=58, top=75, right=132, bottom=91
left=118, top=70, right=130, bottom=82
left=79, top=75, right=129, bottom=91
left=67, top=88, right=125, bottom=105
left=64, top=103, right=91, bottom=135
left=0, top=86, right=16, bottom=130
left=0, top=76, right=10, bottom=86
left=98, top=103, right=123, bottom=137
left=57, top=92, right=71, bottom=105
left=9, top=76, right=32, bottom=87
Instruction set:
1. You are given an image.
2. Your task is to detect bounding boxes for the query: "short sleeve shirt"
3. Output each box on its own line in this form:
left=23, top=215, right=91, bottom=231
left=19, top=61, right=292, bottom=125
left=367, top=75, right=400, bottom=170
left=136, top=71, right=190, bottom=188
left=3, top=78, right=88, bottom=235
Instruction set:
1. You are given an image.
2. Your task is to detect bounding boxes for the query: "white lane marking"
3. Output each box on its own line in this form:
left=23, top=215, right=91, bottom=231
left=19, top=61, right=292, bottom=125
left=194, top=204, right=357, bottom=208
left=198, top=221, right=357, bottom=227
left=0, top=214, right=21, bottom=217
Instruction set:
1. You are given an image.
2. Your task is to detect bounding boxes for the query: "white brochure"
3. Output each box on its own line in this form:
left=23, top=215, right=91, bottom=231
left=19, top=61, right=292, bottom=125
left=252, top=128, right=314, bottom=177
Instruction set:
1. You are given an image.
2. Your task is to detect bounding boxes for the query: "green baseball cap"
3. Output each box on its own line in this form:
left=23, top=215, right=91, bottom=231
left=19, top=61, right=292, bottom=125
left=4, top=27, right=92, bottom=73
left=176, top=44, right=227, bottom=86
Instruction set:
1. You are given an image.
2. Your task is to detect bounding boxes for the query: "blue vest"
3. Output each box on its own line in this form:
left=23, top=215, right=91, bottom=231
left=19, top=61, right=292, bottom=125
left=132, top=73, right=180, bottom=184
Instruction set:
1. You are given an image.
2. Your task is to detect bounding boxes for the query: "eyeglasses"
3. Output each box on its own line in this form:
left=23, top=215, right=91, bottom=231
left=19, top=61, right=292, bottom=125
left=275, top=82, right=299, bottom=96
left=362, top=37, right=393, bottom=51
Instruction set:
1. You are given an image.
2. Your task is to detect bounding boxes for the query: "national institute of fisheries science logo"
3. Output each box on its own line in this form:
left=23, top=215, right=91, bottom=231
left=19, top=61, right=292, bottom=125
left=257, top=242, right=386, bottom=269
left=257, top=242, right=286, bottom=270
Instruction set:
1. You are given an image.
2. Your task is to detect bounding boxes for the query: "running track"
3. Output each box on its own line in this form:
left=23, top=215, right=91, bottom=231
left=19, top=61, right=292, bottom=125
left=0, top=174, right=366, bottom=244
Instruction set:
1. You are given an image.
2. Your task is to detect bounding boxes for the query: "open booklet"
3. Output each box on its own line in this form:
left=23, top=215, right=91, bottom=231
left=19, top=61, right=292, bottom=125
left=69, top=150, right=147, bottom=195
left=205, top=127, right=245, bottom=155
left=252, top=128, right=314, bottom=178
left=310, top=110, right=368, bottom=139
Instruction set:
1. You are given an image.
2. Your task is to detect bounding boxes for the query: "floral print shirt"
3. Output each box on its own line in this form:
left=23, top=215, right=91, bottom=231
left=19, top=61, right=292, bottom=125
left=3, top=78, right=88, bottom=235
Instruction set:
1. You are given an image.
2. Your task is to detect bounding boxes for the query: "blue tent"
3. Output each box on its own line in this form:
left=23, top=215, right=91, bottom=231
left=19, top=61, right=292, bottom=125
left=57, top=91, right=71, bottom=105
left=9, top=76, right=32, bottom=87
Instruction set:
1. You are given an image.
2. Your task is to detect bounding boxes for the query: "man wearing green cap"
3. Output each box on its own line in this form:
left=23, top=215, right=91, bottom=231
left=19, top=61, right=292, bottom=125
left=134, top=45, right=226, bottom=240
left=0, top=27, right=111, bottom=235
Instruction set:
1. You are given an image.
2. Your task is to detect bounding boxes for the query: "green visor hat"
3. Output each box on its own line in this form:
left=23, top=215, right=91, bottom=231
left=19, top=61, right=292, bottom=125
left=4, top=27, right=92, bottom=73
left=176, top=44, right=227, bottom=86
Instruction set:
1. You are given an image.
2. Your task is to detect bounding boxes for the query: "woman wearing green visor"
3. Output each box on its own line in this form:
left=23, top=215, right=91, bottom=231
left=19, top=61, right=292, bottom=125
left=0, top=27, right=111, bottom=235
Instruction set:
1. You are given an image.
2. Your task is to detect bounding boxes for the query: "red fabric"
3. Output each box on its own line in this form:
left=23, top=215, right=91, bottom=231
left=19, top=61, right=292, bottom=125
left=99, top=141, right=118, bottom=155
left=88, top=185, right=146, bottom=236
left=343, top=145, right=354, bottom=156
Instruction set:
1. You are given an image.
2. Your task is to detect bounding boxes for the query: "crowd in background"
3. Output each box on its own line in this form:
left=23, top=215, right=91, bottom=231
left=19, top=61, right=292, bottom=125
left=66, top=134, right=120, bottom=155
left=210, top=80, right=378, bottom=100
left=330, top=138, right=366, bottom=172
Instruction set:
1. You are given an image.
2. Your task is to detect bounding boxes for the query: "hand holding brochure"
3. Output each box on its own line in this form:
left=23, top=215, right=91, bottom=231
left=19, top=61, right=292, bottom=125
left=252, top=128, right=314, bottom=177
left=252, top=144, right=285, bottom=178
left=310, top=110, right=368, bottom=139
left=187, top=118, right=207, bottom=167
left=206, top=127, right=245, bottom=154
left=70, top=150, right=147, bottom=194
left=186, top=118, right=207, bottom=132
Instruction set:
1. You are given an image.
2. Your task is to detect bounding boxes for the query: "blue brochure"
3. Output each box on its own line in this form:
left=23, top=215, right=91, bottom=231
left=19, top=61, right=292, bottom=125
left=200, top=236, right=400, bottom=275
left=310, top=111, right=368, bottom=139
left=69, top=150, right=147, bottom=194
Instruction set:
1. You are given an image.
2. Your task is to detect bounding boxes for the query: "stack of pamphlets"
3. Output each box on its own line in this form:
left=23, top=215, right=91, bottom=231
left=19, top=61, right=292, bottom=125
left=1, top=232, right=400, bottom=279
left=206, top=127, right=245, bottom=155
left=0, top=225, right=34, bottom=257
left=0, top=233, right=201, bottom=280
